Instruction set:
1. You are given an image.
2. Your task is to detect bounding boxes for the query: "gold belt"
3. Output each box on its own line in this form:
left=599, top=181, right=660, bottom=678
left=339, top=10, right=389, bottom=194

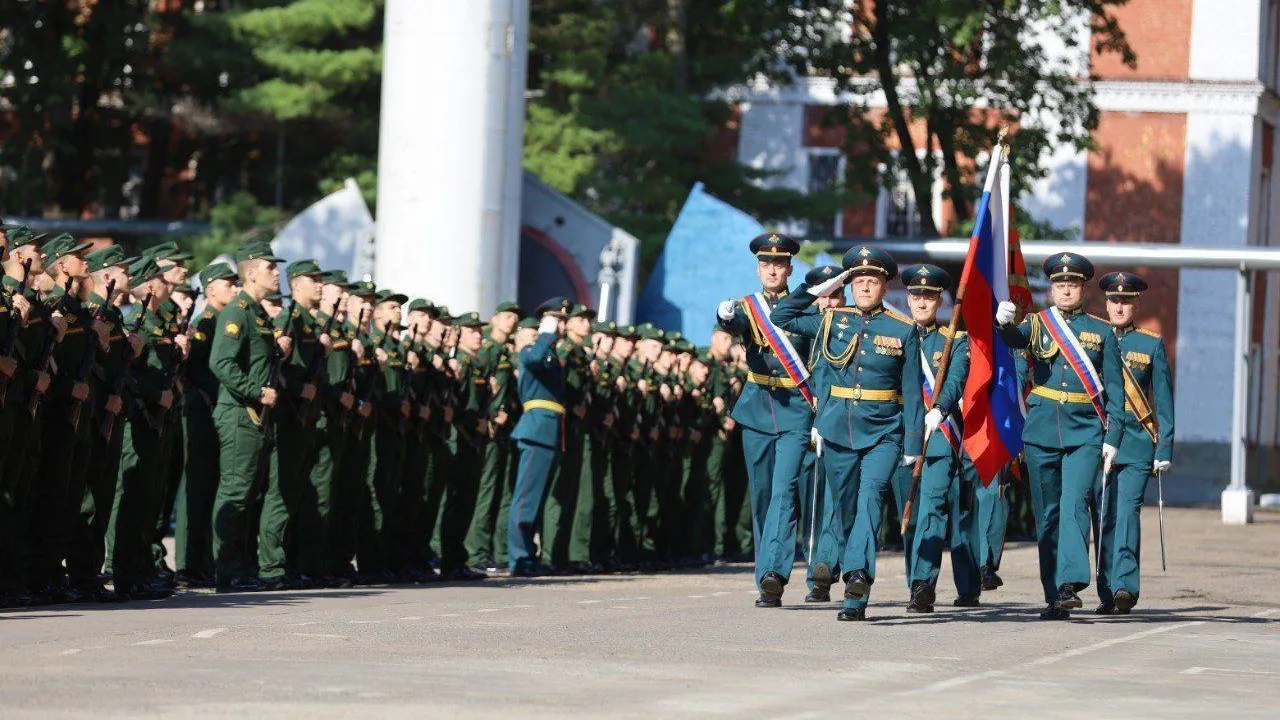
left=1031, top=386, right=1094, bottom=404
left=746, top=371, right=797, bottom=389
left=523, top=399, right=565, bottom=415
left=830, top=386, right=901, bottom=402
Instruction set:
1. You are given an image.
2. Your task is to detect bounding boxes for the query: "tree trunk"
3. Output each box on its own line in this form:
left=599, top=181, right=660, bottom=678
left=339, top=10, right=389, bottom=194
left=870, top=0, right=939, bottom=237
left=935, top=113, right=971, bottom=225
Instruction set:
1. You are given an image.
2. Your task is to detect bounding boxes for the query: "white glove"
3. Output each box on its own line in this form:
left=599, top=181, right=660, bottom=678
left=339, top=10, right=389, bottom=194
left=1153, top=459, right=1172, bottom=473
left=1102, top=443, right=1118, bottom=467
left=924, top=408, right=944, bottom=436
left=810, top=427, right=821, bottom=446
left=717, top=300, right=736, bottom=321
left=902, top=455, right=919, bottom=467
left=995, top=300, right=1017, bottom=325
left=537, top=315, right=559, bottom=335
left=806, top=269, right=853, bottom=298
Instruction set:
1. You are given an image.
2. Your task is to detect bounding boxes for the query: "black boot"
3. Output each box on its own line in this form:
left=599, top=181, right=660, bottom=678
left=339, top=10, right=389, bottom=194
left=843, top=569, right=872, bottom=599
left=906, top=580, right=935, bottom=613
left=980, top=565, right=1003, bottom=591
left=1113, top=588, right=1136, bottom=613
left=1039, top=604, right=1071, bottom=620
left=1055, top=583, right=1083, bottom=610
left=836, top=607, right=866, bottom=621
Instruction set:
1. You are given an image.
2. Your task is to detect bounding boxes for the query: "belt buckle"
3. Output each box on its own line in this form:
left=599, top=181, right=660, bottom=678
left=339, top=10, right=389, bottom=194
left=851, top=387, right=862, bottom=400
left=768, top=376, right=779, bottom=389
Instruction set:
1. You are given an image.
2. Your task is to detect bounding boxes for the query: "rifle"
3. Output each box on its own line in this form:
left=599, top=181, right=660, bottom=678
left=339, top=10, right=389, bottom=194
left=67, top=279, right=116, bottom=431
left=338, top=307, right=368, bottom=431
left=98, top=292, right=153, bottom=441
left=256, top=304, right=297, bottom=435
left=355, top=320, right=395, bottom=440
left=295, top=298, right=342, bottom=423
left=151, top=298, right=199, bottom=437
left=0, top=259, right=33, bottom=408
left=900, top=284, right=966, bottom=536
left=26, top=277, right=75, bottom=418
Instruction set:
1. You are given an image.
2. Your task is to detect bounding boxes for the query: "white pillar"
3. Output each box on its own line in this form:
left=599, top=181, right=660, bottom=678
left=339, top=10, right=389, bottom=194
left=375, top=1, right=529, bottom=314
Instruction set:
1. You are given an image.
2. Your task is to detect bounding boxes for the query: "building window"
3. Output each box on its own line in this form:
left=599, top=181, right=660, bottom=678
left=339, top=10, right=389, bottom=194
left=874, top=153, right=943, bottom=238
left=806, top=149, right=844, bottom=237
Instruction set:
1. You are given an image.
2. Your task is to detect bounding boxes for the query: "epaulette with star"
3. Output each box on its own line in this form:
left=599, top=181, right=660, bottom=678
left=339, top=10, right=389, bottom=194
left=1088, top=313, right=1109, bottom=323
left=237, top=299, right=250, bottom=309
left=1137, top=327, right=1161, bottom=339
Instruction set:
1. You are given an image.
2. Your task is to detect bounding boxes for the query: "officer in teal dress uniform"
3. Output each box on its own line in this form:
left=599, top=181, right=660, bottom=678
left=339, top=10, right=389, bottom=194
left=772, top=246, right=923, bottom=621
left=507, top=298, right=570, bottom=577
left=796, top=265, right=844, bottom=603
left=996, top=252, right=1125, bottom=620
left=715, top=233, right=815, bottom=608
left=898, top=264, right=981, bottom=612
left=1092, top=271, right=1174, bottom=615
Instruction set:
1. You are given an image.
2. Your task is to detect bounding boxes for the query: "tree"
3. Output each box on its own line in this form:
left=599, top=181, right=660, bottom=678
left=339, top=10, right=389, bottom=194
left=525, top=0, right=858, bottom=268
left=220, top=0, right=383, bottom=210
left=791, top=0, right=1134, bottom=236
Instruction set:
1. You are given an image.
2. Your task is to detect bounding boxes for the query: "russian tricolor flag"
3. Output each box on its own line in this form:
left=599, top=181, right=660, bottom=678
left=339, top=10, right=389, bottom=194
left=958, top=145, right=1030, bottom=485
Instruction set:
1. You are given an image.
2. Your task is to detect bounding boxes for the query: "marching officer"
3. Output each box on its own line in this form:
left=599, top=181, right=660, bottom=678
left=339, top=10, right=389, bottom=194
left=508, top=298, right=570, bottom=577
left=715, top=233, right=815, bottom=608
left=897, top=264, right=981, bottom=612
left=773, top=246, right=922, bottom=621
left=1093, top=271, right=1174, bottom=614
left=996, top=252, right=1125, bottom=619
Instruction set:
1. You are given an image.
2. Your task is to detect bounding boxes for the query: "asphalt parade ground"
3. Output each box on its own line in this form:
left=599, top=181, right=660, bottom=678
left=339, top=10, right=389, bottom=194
left=1, top=507, right=1278, bottom=718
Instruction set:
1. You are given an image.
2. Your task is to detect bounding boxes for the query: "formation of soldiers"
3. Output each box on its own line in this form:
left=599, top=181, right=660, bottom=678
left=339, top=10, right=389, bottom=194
left=0, top=223, right=1175, bottom=622
left=0, top=224, right=769, bottom=606
left=716, top=233, right=1174, bottom=621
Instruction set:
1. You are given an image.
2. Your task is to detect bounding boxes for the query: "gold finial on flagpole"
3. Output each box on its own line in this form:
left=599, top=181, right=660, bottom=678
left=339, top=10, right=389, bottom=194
left=996, top=125, right=1009, bottom=148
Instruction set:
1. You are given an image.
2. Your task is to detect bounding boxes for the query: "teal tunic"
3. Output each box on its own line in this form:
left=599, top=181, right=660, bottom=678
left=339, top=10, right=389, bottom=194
left=997, top=308, right=1126, bottom=603
left=508, top=329, right=565, bottom=572
left=717, top=291, right=815, bottom=591
left=1094, top=324, right=1175, bottom=606
left=773, top=288, right=923, bottom=611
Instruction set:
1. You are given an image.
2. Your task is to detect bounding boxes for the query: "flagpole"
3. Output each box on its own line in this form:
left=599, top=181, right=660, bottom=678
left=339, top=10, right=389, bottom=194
left=900, top=130, right=1007, bottom=536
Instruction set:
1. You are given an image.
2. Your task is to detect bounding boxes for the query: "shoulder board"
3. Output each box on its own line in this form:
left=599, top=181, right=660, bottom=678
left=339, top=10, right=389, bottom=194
left=237, top=300, right=249, bottom=309
left=884, top=309, right=913, bottom=325
left=202, top=309, right=215, bottom=319
left=1137, top=327, right=1161, bottom=339
left=1088, top=313, right=1108, bottom=323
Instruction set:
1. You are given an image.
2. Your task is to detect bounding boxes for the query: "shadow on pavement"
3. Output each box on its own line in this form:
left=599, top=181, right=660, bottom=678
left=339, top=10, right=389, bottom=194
left=782, top=602, right=1280, bottom=626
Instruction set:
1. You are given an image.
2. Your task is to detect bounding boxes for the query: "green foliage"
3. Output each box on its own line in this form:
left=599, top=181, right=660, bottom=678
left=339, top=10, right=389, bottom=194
left=525, top=0, right=862, bottom=270
left=791, top=0, right=1134, bottom=236
left=180, top=191, right=288, bottom=269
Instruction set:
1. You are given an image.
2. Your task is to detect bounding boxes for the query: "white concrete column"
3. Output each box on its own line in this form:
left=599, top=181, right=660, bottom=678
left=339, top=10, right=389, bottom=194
left=375, top=1, right=529, bottom=314
left=1189, top=0, right=1264, bottom=81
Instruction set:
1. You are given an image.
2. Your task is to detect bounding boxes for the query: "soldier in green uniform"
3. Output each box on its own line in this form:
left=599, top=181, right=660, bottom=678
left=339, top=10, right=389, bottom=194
left=109, top=256, right=182, bottom=600
left=209, top=243, right=290, bottom=593
left=359, top=289, right=409, bottom=580
left=171, top=263, right=238, bottom=588
left=333, top=280, right=377, bottom=583
left=898, top=264, right=981, bottom=612
left=142, top=241, right=194, bottom=584
left=714, top=233, right=815, bottom=607
left=29, top=234, right=105, bottom=601
left=401, top=300, right=446, bottom=580
left=508, top=298, right=570, bottom=576
left=69, top=246, right=138, bottom=602
left=436, top=311, right=490, bottom=580
left=772, top=246, right=923, bottom=621
left=995, top=252, right=1125, bottom=619
left=1092, top=271, right=1174, bottom=615
left=605, top=324, right=639, bottom=568
left=465, top=301, right=521, bottom=571
left=0, top=228, right=51, bottom=604
left=258, top=259, right=332, bottom=589
left=314, top=270, right=359, bottom=586
left=576, top=321, right=619, bottom=570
